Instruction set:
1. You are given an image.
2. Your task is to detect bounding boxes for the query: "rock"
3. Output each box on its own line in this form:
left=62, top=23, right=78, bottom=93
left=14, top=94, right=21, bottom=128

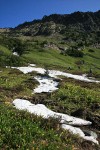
left=44, top=43, right=60, bottom=50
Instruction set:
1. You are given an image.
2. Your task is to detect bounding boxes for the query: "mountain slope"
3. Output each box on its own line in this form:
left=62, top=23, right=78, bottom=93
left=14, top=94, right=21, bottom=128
left=0, top=11, right=100, bottom=150
left=11, top=11, right=100, bottom=46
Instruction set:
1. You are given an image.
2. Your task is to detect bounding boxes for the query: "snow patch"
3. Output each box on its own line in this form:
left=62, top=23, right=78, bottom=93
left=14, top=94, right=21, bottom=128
left=34, top=76, right=59, bottom=93
left=11, top=65, right=100, bottom=83
left=12, top=99, right=98, bottom=144
left=62, top=124, right=98, bottom=144
left=48, top=70, right=99, bottom=83
left=11, top=66, right=45, bottom=74
left=13, top=52, right=19, bottom=56
left=13, top=99, right=91, bottom=126
left=29, top=64, right=36, bottom=67
left=62, top=124, right=85, bottom=137
left=10, top=65, right=100, bottom=94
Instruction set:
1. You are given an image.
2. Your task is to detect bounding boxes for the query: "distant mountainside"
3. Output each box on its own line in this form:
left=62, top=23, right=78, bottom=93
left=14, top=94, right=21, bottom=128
left=0, top=28, right=11, bottom=33
left=11, top=11, right=100, bottom=46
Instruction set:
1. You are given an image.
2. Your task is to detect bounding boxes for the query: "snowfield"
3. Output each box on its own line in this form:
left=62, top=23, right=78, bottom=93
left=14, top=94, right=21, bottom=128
left=13, top=99, right=98, bottom=144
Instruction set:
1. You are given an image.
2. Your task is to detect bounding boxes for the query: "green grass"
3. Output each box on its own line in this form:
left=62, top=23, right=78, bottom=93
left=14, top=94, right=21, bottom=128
left=0, top=36, right=100, bottom=149
left=0, top=68, right=38, bottom=102
left=0, top=104, right=81, bottom=150
left=0, top=45, right=11, bottom=55
left=24, top=48, right=76, bottom=69
left=0, top=35, right=100, bottom=75
left=22, top=39, right=100, bottom=74
left=0, top=76, right=100, bottom=149
left=49, top=80, right=100, bottom=114
left=0, top=65, right=100, bottom=150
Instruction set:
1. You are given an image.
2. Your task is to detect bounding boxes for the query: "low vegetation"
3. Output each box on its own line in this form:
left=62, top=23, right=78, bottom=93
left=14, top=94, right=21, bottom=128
left=0, top=67, right=100, bottom=149
left=0, top=103, right=100, bottom=150
left=0, top=35, right=100, bottom=75
left=0, top=104, right=83, bottom=150
left=0, top=10, right=100, bottom=149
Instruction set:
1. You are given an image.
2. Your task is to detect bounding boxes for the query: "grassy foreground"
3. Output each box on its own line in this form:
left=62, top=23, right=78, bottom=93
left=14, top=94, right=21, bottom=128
left=0, top=104, right=100, bottom=150
left=0, top=104, right=81, bottom=150
left=0, top=67, right=100, bottom=149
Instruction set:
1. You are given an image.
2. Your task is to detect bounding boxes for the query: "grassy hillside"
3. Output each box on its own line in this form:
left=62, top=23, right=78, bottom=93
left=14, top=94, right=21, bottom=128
left=0, top=11, right=100, bottom=149
left=1, top=104, right=95, bottom=150
left=13, top=11, right=100, bottom=47
left=0, top=66, right=100, bottom=149
left=0, top=35, right=100, bottom=76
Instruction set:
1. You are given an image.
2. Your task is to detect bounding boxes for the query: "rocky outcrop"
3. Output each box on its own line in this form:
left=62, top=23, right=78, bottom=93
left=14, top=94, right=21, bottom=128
left=11, top=11, right=100, bottom=44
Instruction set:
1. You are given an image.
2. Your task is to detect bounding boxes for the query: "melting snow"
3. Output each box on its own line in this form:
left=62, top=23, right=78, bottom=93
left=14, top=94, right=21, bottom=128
left=13, top=99, right=98, bottom=144
left=13, top=52, right=19, bottom=56
left=34, top=76, right=59, bottom=93
left=29, top=64, right=36, bottom=67
left=11, top=65, right=100, bottom=83
left=10, top=64, right=100, bottom=94
left=62, top=124, right=98, bottom=144
left=11, top=66, right=45, bottom=74
left=13, top=99, right=91, bottom=125
left=48, top=70, right=99, bottom=83
left=5, top=63, right=100, bottom=144
left=13, top=99, right=92, bottom=125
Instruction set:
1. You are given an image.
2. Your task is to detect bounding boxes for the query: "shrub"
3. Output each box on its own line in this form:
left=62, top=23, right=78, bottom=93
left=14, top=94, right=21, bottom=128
left=5, top=55, right=26, bottom=66
left=88, top=49, right=95, bottom=52
left=65, top=47, right=84, bottom=57
left=0, top=37, right=27, bottom=56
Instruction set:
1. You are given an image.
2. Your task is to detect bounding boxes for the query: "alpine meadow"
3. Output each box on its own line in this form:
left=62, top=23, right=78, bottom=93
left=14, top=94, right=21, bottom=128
left=0, top=8, right=100, bottom=150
